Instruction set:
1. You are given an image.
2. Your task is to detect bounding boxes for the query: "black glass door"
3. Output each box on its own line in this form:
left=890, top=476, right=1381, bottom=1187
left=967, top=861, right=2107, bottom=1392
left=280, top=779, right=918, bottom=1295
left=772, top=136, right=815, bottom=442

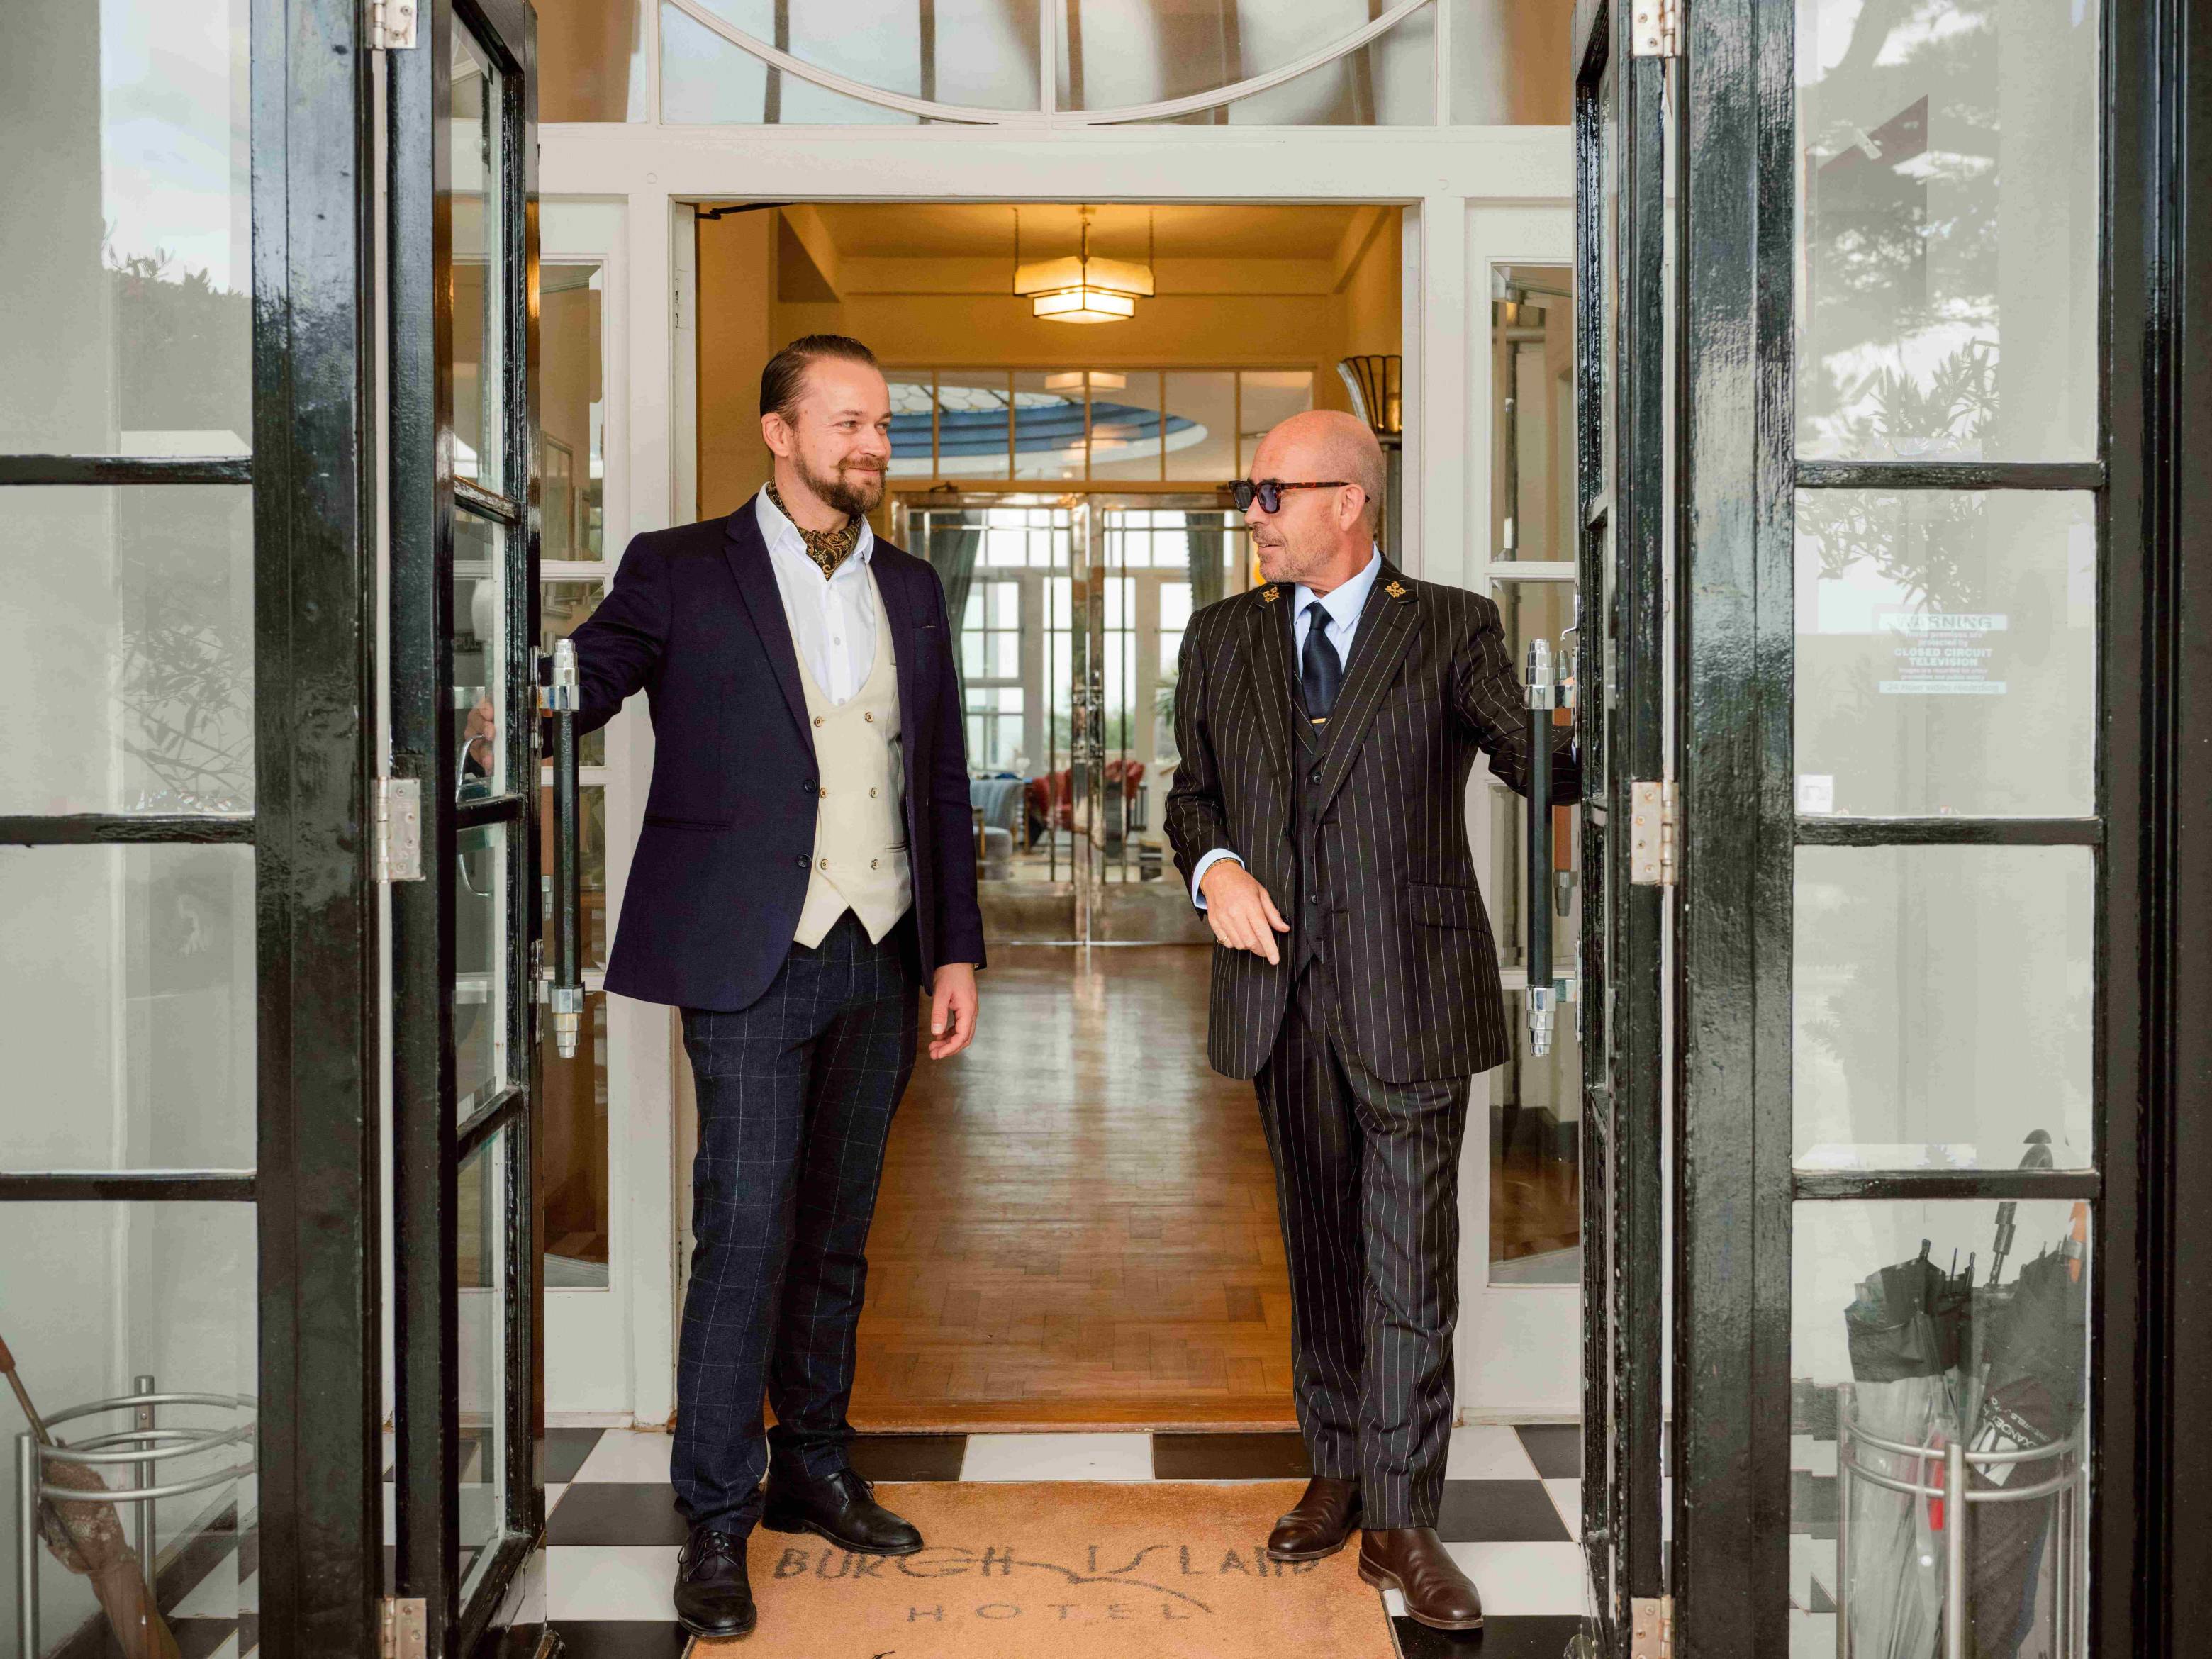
left=386, top=1, right=543, bottom=1650
left=1572, top=4, right=1673, bottom=1652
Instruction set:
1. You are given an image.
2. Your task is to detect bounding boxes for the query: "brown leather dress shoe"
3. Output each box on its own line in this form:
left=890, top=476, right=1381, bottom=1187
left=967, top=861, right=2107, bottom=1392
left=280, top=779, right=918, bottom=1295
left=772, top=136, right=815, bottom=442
left=1358, top=1526, right=1485, bottom=1631
left=1266, top=1475, right=1361, bottom=1562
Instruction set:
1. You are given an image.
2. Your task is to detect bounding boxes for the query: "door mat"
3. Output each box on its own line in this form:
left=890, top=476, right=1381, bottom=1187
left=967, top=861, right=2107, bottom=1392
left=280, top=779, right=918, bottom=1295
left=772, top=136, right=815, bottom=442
left=688, top=1480, right=1394, bottom=1658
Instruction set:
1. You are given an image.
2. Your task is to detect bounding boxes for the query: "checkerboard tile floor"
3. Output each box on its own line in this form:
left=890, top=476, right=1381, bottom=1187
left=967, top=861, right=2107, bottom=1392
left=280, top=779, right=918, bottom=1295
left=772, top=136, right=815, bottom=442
left=542, top=1424, right=1591, bottom=1658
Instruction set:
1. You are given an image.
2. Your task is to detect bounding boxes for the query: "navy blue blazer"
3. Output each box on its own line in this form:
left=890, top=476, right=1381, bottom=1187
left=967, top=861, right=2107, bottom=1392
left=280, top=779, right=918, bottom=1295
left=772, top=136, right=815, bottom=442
left=568, top=498, right=987, bottom=1012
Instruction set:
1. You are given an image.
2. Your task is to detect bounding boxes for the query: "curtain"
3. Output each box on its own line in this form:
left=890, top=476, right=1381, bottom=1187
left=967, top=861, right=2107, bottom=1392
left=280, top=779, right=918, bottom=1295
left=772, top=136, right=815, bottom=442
left=1185, top=513, right=1227, bottom=610
left=926, top=510, right=985, bottom=710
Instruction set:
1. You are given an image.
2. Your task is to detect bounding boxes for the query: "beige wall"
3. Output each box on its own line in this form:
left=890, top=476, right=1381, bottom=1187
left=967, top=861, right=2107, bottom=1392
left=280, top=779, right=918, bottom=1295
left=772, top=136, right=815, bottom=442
left=695, top=205, right=1403, bottom=524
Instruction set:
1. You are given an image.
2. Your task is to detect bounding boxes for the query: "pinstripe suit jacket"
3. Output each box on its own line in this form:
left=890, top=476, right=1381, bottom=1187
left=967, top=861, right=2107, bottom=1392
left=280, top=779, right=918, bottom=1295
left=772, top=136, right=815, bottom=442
left=1166, top=563, right=1578, bottom=1085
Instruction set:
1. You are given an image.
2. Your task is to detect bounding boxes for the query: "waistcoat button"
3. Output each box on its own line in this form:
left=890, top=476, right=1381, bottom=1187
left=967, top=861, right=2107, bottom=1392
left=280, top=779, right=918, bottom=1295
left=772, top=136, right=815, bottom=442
left=864, top=711, right=876, bottom=722
left=820, top=787, right=829, bottom=798
left=869, top=786, right=878, bottom=798
left=813, top=715, right=825, bottom=728
left=820, top=859, right=830, bottom=871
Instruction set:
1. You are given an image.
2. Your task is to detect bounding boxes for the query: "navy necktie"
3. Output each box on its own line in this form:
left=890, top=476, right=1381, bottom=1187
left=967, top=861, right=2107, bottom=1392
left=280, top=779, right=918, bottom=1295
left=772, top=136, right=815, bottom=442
left=1301, top=601, right=1343, bottom=722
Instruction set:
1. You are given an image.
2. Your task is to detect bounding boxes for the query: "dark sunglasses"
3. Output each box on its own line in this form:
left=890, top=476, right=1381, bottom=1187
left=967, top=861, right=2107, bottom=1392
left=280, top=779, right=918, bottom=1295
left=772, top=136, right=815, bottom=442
left=1233, top=479, right=1354, bottom=515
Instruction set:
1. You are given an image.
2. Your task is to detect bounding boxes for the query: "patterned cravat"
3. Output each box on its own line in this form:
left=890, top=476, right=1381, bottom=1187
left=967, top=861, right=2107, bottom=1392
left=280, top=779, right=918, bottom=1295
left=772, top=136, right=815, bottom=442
left=766, top=480, right=861, bottom=579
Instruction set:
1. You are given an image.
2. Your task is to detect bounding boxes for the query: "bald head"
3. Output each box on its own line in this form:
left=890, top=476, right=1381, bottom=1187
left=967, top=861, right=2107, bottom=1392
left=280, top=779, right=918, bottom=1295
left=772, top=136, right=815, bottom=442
left=1245, top=408, right=1386, bottom=592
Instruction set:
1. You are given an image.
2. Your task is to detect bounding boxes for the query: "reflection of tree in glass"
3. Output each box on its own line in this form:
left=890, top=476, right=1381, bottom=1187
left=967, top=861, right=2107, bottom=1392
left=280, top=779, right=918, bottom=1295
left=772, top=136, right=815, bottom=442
left=115, top=490, right=252, bottom=813
left=1800, top=346, right=1996, bottom=615
left=1799, top=0, right=2005, bottom=458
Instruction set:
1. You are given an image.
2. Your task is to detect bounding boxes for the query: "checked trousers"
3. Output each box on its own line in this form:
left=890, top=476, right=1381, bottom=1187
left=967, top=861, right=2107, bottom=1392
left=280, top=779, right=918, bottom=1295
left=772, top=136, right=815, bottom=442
left=1254, top=961, right=1470, bottom=1530
left=671, top=911, right=918, bottom=1536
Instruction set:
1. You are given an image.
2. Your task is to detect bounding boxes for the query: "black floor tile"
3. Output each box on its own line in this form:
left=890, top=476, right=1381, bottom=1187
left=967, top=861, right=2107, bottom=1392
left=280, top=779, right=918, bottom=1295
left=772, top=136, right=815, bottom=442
left=849, top=1431, right=968, bottom=1482
left=1436, top=1480, right=1573, bottom=1544
left=546, top=1426, right=609, bottom=1484
left=549, top=1621, right=692, bottom=1659
left=1514, top=1424, right=1582, bottom=1480
left=547, top=1482, right=690, bottom=1547
left=173, top=1618, right=242, bottom=1659
left=1395, top=1612, right=1582, bottom=1658
left=1152, top=1431, right=1312, bottom=1480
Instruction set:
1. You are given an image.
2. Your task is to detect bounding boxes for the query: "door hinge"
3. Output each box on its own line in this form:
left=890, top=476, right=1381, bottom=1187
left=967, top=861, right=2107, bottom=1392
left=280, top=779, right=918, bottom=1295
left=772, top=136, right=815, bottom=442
left=367, top=0, right=420, bottom=50
left=1631, top=0, right=1682, bottom=57
left=1630, top=1594, right=1674, bottom=1659
left=374, top=777, right=424, bottom=883
left=380, top=1597, right=428, bottom=1659
left=1628, top=780, right=1677, bottom=887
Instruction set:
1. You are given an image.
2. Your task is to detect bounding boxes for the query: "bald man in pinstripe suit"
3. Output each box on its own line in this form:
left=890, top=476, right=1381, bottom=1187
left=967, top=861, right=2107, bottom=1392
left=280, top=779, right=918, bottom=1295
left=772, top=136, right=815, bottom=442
left=1167, top=410, right=1577, bottom=1633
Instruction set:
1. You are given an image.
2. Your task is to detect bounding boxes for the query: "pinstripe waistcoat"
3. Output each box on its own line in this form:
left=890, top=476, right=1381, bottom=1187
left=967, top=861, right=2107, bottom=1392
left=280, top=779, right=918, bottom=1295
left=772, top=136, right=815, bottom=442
left=1165, top=562, right=1580, bottom=1085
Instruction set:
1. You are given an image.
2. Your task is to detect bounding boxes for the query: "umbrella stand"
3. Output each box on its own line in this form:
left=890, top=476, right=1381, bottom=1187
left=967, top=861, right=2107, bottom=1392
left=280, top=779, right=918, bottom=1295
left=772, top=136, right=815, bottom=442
left=1835, top=1385, right=2087, bottom=1659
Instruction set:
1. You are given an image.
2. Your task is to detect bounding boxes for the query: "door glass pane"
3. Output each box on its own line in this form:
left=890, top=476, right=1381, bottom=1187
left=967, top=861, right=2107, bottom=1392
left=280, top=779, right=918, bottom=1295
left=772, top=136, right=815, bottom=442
left=1797, top=0, right=2099, bottom=462
left=538, top=0, right=649, bottom=121
left=1792, top=1200, right=2090, bottom=1655
left=2, top=1, right=252, bottom=457
left=544, top=990, right=611, bottom=1288
left=1794, top=847, right=2091, bottom=1171
left=540, top=263, right=605, bottom=560
left=1795, top=491, right=2094, bottom=818
left=1163, top=373, right=1236, bottom=482
left=456, top=822, right=512, bottom=1119
left=455, top=1131, right=511, bottom=1591
left=1, top=486, right=254, bottom=815
left=0, top=844, right=255, bottom=1170
left=457, top=510, right=509, bottom=795
left=452, top=23, right=506, bottom=491
left=1, top=1200, right=257, bottom=1656
left=1236, top=372, right=1315, bottom=476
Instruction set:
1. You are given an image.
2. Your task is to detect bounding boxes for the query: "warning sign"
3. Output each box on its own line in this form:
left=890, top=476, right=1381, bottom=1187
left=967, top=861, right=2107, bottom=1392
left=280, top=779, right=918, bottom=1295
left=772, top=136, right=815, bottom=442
left=1876, top=611, right=2007, bottom=696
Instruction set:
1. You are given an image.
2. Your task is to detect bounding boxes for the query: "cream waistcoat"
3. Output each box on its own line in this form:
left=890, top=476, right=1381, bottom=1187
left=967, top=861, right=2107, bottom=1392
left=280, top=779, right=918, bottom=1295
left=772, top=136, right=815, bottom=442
left=793, top=574, right=911, bottom=947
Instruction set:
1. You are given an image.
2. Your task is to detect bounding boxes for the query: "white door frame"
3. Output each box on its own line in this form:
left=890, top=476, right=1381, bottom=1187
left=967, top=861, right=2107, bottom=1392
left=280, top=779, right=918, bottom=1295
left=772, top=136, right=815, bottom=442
left=536, top=118, right=1575, bottom=1428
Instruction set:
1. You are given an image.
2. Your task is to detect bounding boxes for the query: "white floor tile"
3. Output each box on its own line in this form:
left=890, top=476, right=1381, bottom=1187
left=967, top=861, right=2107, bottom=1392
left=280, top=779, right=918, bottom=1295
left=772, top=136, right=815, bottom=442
left=571, top=1426, right=674, bottom=1484
left=1790, top=1531, right=1840, bottom=1611
left=1439, top=1541, right=1587, bottom=1616
left=1443, top=1424, right=1539, bottom=1480
left=546, top=1482, right=568, bottom=1516
left=1381, top=1587, right=1408, bottom=1618
left=1792, top=1434, right=1838, bottom=1477
left=958, top=1433, right=1154, bottom=1482
left=1791, top=1609, right=1839, bottom=1658
left=172, top=1563, right=249, bottom=1620
left=543, top=1544, right=682, bottom=1621
left=1544, top=1478, right=1582, bottom=1540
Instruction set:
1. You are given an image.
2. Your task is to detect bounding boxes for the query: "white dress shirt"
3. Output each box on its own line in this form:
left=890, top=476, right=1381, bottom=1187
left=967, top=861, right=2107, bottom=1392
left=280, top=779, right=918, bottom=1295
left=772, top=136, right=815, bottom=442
left=1192, top=547, right=1383, bottom=907
left=756, top=488, right=880, bottom=706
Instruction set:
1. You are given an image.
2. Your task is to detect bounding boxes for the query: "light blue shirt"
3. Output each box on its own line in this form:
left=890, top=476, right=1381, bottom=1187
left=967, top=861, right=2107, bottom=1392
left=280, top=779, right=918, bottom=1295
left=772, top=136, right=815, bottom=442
left=1191, top=547, right=1383, bottom=908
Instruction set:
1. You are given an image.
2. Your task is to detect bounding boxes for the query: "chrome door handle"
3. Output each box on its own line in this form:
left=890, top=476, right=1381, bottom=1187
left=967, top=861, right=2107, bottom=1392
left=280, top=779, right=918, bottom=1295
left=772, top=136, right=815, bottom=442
left=539, top=639, right=584, bottom=1059
left=1524, top=637, right=1573, bottom=1057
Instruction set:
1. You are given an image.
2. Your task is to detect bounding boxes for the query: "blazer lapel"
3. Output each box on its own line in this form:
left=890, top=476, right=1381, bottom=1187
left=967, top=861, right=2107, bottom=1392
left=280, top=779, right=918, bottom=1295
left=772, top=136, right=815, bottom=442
left=1313, top=563, right=1424, bottom=815
left=1244, top=583, right=1297, bottom=793
left=722, top=496, right=811, bottom=742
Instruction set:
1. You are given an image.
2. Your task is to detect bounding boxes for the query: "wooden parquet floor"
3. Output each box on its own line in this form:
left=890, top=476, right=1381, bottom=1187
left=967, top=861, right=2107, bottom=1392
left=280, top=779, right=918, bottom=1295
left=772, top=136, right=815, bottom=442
left=849, top=945, right=1300, bottom=1431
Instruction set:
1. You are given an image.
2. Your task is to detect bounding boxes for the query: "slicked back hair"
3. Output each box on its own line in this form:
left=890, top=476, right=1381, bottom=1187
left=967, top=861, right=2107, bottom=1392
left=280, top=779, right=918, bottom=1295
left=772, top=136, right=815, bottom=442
left=759, top=334, right=881, bottom=425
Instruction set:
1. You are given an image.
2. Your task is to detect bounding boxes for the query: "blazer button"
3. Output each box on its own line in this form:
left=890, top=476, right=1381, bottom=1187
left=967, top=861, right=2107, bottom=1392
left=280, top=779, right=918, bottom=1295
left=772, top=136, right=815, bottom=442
left=793, top=854, right=808, bottom=870
left=1309, top=768, right=1323, bottom=785
left=801, top=778, right=816, bottom=795
left=1307, top=891, right=1321, bottom=905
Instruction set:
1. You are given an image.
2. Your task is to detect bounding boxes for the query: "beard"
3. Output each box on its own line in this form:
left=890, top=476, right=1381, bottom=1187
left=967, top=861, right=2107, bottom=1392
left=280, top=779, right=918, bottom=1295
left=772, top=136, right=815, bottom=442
left=799, top=452, right=886, bottom=520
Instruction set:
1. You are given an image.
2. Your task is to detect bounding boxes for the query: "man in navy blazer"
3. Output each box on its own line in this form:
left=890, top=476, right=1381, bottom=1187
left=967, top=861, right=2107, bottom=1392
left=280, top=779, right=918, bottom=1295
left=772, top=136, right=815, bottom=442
left=563, top=335, right=983, bottom=1640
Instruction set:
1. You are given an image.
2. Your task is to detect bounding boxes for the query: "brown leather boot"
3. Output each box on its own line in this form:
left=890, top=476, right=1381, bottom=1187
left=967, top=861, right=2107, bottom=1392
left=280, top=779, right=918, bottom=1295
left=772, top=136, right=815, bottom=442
left=1266, top=1476, right=1361, bottom=1562
left=1357, top=1526, right=1485, bottom=1631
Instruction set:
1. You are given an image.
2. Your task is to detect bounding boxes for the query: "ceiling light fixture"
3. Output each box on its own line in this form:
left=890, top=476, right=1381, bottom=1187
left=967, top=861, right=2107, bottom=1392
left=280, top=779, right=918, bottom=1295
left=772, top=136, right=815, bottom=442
left=1014, top=206, right=1154, bottom=325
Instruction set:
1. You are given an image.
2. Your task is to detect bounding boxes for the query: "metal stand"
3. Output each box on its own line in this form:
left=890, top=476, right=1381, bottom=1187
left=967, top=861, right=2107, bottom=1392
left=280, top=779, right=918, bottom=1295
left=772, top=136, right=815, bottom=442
left=14, top=1380, right=256, bottom=1656
left=1833, top=1382, right=2087, bottom=1659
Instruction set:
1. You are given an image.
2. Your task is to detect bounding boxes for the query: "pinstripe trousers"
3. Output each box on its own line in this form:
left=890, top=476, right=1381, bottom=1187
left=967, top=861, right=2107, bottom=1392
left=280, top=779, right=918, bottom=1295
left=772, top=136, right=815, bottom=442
left=1255, top=959, right=1468, bottom=1530
left=670, top=911, right=918, bottom=1536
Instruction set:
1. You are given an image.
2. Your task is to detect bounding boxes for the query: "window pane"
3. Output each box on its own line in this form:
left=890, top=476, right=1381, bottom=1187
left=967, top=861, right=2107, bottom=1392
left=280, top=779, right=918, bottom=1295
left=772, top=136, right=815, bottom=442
left=1797, top=0, right=2099, bottom=462
left=541, top=264, right=605, bottom=559
left=936, top=371, right=1012, bottom=479
left=887, top=374, right=938, bottom=476
left=1, top=486, right=254, bottom=815
left=457, top=512, right=510, bottom=795
left=540, top=580, right=607, bottom=768
left=452, top=25, right=506, bottom=491
left=1794, top=847, right=2091, bottom=1171
left=1064, top=0, right=1434, bottom=125
left=537, top=0, right=649, bottom=121
left=659, top=1, right=920, bottom=123
left=1491, top=269, right=1574, bottom=560
left=455, top=1131, right=511, bottom=1592
left=1792, top=1200, right=2089, bottom=1655
left=0, top=844, right=254, bottom=1171
left=1795, top=491, right=2094, bottom=817
left=1492, top=989, right=1582, bottom=1284
left=1090, top=372, right=1163, bottom=481
left=1, top=1200, right=258, bottom=1655
left=1164, top=372, right=1237, bottom=482
left=1, top=1, right=252, bottom=457
left=457, top=822, right=513, bottom=1120
left=682, top=0, right=1037, bottom=112
left=1453, top=0, right=1573, bottom=124
left=543, top=991, right=611, bottom=1287
left=1237, top=371, right=1314, bottom=471
left=1012, top=370, right=1090, bottom=481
